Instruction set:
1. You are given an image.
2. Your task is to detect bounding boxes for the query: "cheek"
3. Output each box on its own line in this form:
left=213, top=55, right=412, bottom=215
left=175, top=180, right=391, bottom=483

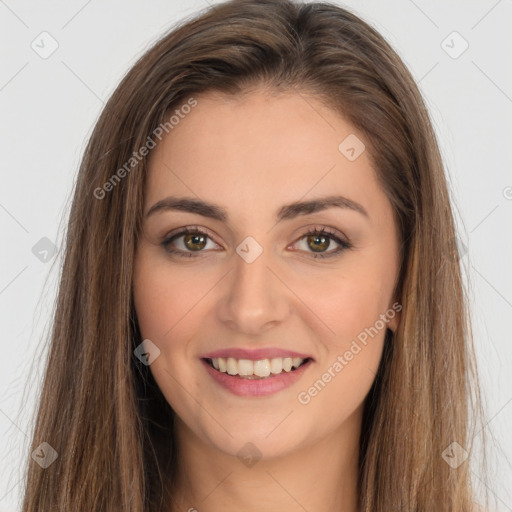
left=297, top=253, right=395, bottom=418
left=315, top=278, right=387, bottom=384
left=133, top=250, right=206, bottom=341
left=299, top=264, right=394, bottom=346
left=296, top=278, right=388, bottom=425
left=133, top=252, right=205, bottom=417
left=297, top=342, right=383, bottom=437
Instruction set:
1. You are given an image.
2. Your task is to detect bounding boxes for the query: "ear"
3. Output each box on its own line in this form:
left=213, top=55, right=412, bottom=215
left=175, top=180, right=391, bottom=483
left=386, top=300, right=402, bottom=333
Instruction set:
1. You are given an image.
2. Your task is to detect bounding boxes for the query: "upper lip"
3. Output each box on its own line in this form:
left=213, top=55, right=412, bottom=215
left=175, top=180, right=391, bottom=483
left=201, top=348, right=314, bottom=361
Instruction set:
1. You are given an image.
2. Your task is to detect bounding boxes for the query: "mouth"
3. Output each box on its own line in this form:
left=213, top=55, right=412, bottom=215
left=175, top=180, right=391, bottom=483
left=202, top=356, right=313, bottom=380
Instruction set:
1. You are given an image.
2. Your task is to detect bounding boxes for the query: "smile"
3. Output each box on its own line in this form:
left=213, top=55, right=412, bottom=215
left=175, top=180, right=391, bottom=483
left=200, top=356, right=314, bottom=397
left=205, top=356, right=310, bottom=378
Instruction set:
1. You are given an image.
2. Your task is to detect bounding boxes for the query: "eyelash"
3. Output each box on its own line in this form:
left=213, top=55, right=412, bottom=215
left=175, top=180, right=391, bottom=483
left=161, top=225, right=352, bottom=260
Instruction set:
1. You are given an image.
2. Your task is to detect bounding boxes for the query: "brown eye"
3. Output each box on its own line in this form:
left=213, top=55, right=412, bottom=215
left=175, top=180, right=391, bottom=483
left=292, top=227, right=351, bottom=259
left=307, top=234, right=330, bottom=252
left=163, top=226, right=350, bottom=260
left=184, top=233, right=207, bottom=251
left=161, top=228, right=220, bottom=257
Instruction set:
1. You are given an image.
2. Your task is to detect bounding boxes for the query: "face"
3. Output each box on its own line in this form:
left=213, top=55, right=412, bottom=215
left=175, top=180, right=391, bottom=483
left=133, top=88, right=401, bottom=460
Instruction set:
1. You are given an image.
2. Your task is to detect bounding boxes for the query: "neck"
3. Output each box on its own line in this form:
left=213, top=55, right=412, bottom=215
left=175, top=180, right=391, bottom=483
left=169, top=408, right=362, bottom=512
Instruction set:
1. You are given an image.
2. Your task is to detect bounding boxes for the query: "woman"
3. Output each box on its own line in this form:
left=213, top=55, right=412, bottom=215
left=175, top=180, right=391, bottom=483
left=21, top=0, right=487, bottom=510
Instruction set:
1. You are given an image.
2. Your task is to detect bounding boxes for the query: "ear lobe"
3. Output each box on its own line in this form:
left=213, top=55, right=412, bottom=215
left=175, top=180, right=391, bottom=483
left=386, top=301, right=402, bottom=333
left=387, top=314, right=399, bottom=333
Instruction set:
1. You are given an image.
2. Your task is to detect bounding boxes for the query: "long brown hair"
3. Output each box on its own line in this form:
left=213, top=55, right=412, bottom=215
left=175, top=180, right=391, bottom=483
left=20, top=0, right=487, bottom=510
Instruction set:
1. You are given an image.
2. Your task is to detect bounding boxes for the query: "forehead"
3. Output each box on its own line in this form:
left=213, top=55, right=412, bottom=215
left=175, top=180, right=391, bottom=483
left=144, top=89, right=381, bottom=220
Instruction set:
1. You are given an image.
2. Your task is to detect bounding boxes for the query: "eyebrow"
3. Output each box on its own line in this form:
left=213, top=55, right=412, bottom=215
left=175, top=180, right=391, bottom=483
left=145, top=195, right=368, bottom=222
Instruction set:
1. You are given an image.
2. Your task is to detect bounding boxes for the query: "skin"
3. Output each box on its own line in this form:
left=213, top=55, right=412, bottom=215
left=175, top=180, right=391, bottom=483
left=133, top=88, right=401, bottom=512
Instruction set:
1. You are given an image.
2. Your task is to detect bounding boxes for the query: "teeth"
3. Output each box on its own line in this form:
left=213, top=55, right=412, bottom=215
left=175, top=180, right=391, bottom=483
left=209, top=356, right=306, bottom=378
left=226, top=357, right=238, bottom=376
left=253, top=359, right=271, bottom=377
left=238, top=359, right=253, bottom=376
left=292, top=357, right=302, bottom=368
left=269, top=358, right=282, bottom=374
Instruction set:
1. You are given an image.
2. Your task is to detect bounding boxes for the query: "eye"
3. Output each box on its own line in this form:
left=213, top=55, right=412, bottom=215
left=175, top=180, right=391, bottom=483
left=291, top=226, right=351, bottom=259
left=161, top=226, right=352, bottom=258
left=161, top=227, right=220, bottom=257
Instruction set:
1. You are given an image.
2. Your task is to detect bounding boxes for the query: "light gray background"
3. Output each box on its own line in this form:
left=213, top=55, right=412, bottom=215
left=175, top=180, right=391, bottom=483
left=1, top=1, right=511, bottom=510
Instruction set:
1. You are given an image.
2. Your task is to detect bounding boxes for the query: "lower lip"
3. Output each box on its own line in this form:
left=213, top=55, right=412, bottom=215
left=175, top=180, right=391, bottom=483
left=201, top=358, right=313, bottom=397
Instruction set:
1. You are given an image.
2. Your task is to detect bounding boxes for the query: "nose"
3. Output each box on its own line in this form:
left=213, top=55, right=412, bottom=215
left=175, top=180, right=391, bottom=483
left=216, top=246, right=291, bottom=335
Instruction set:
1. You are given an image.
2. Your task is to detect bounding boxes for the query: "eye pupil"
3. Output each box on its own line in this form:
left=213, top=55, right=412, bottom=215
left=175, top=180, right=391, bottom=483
left=308, top=234, right=329, bottom=252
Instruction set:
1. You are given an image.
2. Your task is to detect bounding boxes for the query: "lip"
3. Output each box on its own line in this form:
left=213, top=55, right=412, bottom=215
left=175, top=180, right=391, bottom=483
left=201, top=348, right=314, bottom=361
left=200, top=357, right=314, bottom=397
